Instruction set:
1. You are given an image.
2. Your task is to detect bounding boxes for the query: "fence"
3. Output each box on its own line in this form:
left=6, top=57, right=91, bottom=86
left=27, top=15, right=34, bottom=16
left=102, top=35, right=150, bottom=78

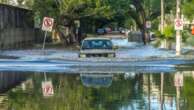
left=0, top=4, right=35, bottom=49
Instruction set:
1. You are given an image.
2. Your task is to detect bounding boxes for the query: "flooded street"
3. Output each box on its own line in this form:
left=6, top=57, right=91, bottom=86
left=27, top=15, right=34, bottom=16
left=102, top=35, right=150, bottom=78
left=0, top=39, right=194, bottom=110
left=2, top=0, right=194, bottom=109
left=0, top=39, right=194, bottom=73
left=0, top=72, right=193, bottom=110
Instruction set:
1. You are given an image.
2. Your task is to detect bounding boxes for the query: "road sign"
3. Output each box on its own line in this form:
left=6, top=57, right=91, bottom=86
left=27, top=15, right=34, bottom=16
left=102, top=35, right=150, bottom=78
left=174, top=74, right=183, bottom=87
left=74, top=20, right=80, bottom=28
left=42, top=17, right=54, bottom=32
left=146, top=21, right=151, bottom=29
left=175, top=18, right=183, bottom=30
left=42, top=81, right=54, bottom=97
left=34, top=16, right=41, bottom=29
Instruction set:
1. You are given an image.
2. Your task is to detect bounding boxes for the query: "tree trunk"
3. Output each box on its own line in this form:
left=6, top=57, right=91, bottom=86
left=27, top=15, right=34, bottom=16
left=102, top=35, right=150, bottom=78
left=141, top=29, right=146, bottom=45
left=56, top=20, right=77, bottom=45
left=69, top=25, right=76, bottom=44
left=140, top=26, right=149, bottom=45
left=131, top=0, right=149, bottom=45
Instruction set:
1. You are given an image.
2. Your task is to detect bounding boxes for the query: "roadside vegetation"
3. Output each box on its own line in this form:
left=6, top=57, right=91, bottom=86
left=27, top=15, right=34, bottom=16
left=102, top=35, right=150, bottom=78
left=1, top=0, right=194, bottom=47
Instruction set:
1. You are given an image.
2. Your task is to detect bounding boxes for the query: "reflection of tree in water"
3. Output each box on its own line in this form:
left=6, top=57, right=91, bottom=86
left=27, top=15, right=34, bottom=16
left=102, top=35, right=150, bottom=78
left=7, top=73, right=189, bottom=110
left=6, top=73, right=143, bottom=110
left=85, top=74, right=146, bottom=110
left=151, top=74, right=176, bottom=95
left=182, top=77, right=194, bottom=110
left=8, top=73, right=92, bottom=110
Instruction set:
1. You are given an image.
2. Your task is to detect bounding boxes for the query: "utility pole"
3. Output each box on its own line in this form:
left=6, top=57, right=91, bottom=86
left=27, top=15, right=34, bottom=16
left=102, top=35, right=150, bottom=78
left=161, top=0, right=164, bottom=34
left=176, top=0, right=181, bottom=56
left=160, top=73, right=164, bottom=110
left=176, top=86, right=180, bottom=110
left=161, top=0, right=166, bottom=48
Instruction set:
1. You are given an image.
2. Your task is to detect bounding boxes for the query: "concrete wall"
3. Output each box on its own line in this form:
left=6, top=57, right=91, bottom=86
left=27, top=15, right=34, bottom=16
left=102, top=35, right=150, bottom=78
left=0, top=4, right=35, bottom=49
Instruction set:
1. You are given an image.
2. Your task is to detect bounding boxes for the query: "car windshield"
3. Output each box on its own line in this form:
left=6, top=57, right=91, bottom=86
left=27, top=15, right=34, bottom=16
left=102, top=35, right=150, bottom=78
left=82, top=39, right=113, bottom=49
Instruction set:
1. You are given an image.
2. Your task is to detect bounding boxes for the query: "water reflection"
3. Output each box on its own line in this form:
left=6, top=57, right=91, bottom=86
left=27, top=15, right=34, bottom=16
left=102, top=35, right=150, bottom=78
left=0, top=72, right=194, bottom=110
left=0, top=72, right=27, bottom=110
left=0, top=72, right=27, bottom=93
left=80, top=73, right=113, bottom=88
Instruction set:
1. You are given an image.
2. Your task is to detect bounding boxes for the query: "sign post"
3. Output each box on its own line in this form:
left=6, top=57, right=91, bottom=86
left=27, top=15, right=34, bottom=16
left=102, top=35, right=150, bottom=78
left=174, top=72, right=183, bottom=110
left=41, top=17, right=54, bottom=54
left=146, top=21, right=152, bottom=29
left=175, top=0, right=182, bottom=56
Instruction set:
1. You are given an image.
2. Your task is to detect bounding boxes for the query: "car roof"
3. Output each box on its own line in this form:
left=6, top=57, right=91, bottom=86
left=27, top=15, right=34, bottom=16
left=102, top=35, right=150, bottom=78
left=83, top=37, right=111, bottom=41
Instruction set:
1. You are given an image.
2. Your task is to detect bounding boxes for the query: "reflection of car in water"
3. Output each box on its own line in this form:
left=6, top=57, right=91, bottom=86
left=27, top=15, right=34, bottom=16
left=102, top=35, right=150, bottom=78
left=79, top=37, right=116, bottom=58
left=80, top=73, right=113, bottom=88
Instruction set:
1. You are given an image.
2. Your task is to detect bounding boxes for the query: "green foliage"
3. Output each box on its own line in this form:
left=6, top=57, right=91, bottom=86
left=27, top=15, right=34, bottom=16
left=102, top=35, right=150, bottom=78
left=185, top=33, right=194, bottom=46
left=183, top=77, right=194, bottom=110
left=83, top=0, right=113, bottom=19
left=7, top=74, right=138, bottom=110
left=163, top=25, right=175, bottom=40
left=0, top=0, right=9, bottom=4
left=153, top=25, right=175, bottom=40
left=17, top=0, right=24, bottom=5
left=183, top=0, right=194, bottom=20
left=124, top=18, right=134, bottom=28
left=154, top=30, right=164, bottom=39
left=33, top=0, right=59, bottom=20
left=33, top=0, right=112, bottom=23
left=24, top=0, right=33, bottom=8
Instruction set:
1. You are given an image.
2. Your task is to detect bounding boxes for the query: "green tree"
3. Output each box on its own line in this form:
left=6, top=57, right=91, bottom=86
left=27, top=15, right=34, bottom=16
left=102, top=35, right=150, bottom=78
left=183, top=0, right=194, bottom=20
left=33, top=0, right=112, bottom=45
left=128, top=0, right=176, bottom=44
left=182, top=77, right=194, bottom=110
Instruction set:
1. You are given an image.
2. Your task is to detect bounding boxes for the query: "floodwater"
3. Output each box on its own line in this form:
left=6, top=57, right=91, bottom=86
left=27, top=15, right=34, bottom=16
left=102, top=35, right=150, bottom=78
left=1, top=38, right=194, bottom=110
left=0, top=71, right=194, bottom=110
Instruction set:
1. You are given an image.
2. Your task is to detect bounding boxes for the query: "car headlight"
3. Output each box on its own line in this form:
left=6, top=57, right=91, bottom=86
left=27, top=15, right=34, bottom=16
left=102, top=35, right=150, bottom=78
left=108, top=53, right=115, bottom=58
left=79, top=54, right=86, bottom=58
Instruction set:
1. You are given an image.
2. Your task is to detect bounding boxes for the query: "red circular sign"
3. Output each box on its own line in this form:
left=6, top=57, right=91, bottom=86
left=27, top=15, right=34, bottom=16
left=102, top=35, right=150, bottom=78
left=43, top=18, right=53, bottom=27
left=175, top=19, right=182, bottom=27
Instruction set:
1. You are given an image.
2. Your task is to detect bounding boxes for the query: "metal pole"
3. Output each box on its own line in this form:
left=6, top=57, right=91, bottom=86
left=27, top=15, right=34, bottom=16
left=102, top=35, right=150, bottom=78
left=42, top=31, right=48, bottom=54
left=176, top=0, right=181, bottom=56
left=44, top=72, right=47, bottom=81
left=161, top=0, right=167, bottom=48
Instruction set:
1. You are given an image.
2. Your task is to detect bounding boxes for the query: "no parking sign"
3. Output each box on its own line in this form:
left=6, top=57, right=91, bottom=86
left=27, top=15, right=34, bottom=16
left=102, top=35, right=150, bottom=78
left=174, top=73, right=183, bottom=87
left=42, top=17, right=54, bottom=32
left=42, top=81, right=54, bottom=97
left=174, top=18, right=183, bottom=31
